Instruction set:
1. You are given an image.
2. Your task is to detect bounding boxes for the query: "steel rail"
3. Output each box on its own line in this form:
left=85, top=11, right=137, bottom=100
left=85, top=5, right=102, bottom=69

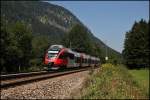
left=1, top=71, right=50, bottom=80
left=0, top=67, right=91, bottom=89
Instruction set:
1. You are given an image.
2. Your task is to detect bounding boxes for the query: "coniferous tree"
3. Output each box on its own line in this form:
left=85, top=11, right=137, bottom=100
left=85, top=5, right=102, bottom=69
left=123, top=19, right=149, bottom=68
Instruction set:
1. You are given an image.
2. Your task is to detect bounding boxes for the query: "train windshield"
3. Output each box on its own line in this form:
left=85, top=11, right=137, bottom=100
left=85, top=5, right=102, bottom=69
left=48, top=51, right=59, bottom=58
left=47, top=45, right=63, bottom=58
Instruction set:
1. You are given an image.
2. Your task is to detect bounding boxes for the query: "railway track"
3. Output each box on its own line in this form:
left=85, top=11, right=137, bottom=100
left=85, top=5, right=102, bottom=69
left=0, top=67, right=91, bottom=89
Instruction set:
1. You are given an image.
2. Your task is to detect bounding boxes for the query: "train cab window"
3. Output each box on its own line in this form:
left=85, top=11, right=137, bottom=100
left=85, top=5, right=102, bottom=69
left=48, top=53, right=58, bottom=58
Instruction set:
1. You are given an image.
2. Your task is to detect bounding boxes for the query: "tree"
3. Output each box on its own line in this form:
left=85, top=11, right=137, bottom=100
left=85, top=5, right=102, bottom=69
left=30, top=35, right=49, bottom=68
left=0, top=17, right=10, bottom=72
left=123, top=19, right=149, bottom=68
left=10, top=21, right=33, bottom=71
left=62, top=24, right=94, bottom=55
left=1, top=19, right=33, bottom=72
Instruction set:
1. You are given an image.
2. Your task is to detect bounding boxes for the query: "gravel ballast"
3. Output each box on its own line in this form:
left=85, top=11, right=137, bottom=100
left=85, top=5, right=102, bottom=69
left=1, top=70, right=91, bottom=99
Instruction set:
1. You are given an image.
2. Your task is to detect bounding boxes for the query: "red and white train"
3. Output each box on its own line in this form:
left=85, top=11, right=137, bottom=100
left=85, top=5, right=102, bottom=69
left=44, top=45, right=100, bottom=70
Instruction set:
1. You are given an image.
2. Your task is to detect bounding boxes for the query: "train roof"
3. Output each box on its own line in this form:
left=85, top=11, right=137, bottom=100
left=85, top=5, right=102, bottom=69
left=50, top=45, right=64, bottom=49
left=48, top=45, right=100, bottom=61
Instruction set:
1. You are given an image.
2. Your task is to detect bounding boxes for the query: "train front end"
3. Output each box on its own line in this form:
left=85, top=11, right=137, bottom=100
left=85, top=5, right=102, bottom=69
left=44, top=45, right=67, bottom=70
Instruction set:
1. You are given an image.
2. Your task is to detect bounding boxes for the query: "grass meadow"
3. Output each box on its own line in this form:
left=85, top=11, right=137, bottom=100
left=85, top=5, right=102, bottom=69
left=129, top=69, right=149, bottom=97
left=79, top=64, right=149, bottom=99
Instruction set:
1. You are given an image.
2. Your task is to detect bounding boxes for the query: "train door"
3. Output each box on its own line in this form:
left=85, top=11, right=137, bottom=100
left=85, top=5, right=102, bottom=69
left=75, top=53, right=80, bottom=67
left=80, top=54, right=83, bottom=67
left=67, top=53, right=75, bottom=68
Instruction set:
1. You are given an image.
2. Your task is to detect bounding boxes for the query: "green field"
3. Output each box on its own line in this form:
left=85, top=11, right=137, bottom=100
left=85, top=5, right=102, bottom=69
left=78, top=64, right=149, bottom=99
left=129, top=69, right=149, bottom=96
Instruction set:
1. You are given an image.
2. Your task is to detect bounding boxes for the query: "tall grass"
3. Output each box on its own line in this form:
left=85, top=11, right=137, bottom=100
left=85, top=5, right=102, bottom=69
left=80, top=64, right=149, bottom=99
left=129, top=69, right=149, bottom=97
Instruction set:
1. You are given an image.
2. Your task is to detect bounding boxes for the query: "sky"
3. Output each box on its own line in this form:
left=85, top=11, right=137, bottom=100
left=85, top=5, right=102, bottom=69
left=47, top=1, right=149, bottom=53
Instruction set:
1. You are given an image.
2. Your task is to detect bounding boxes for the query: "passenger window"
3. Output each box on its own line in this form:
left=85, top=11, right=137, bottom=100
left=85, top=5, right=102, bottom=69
left=69, top=53, right=74, bottom=59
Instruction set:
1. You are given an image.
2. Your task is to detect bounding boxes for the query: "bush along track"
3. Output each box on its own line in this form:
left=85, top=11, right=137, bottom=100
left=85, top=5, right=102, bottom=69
left=80, top=64, right=149, bottom=99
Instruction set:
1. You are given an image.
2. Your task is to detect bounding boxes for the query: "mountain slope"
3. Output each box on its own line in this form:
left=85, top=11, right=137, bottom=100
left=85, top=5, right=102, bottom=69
left=1, top=1, right=121, bottom=58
